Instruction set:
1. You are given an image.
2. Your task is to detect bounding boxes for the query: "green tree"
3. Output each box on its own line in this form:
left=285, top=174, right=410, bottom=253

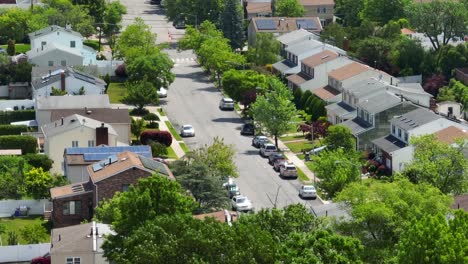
left=51, top=87, right=67, bottom=96
left=355, top=37, right=392, bottom=71
left=219, top=0, right=244, bottom=50
left=130, top=117, right=145, bottom=140
left=361, top=0, right=408, bottom=25
left=0, top=156, right=29, bottom=199
left=122, top=78, right=159, bottom=111
left=222, top=69, right=267, bottom=102
left=19, top=223, right=48, bottom=244
left=320, top=23, right=347, bottom=48
left=6, top=39, right=15, bottom=56
left=275, top=0, right=305, bottom=17
left=323, top=125, right=356, bottom=151
left=389, top=37, right=425, bottom=76
left=114, top=17, right=157, bottom=59
left=335, top=0, right=364, bottom=27
left=251, top=77, right=297, bottom=147
left=312, top=148, right=362, bottom=199
left=335, top=177, right=453, bottom=263
left=103, top=1, right=127, bottom=36
left=402, top=134, right=468, bottom=194
left=188, top=137, right=238, bottom=177
left=396, top=210, right=468, bottom=264
left=247, top=33, right=281, bottom=65
left=436, top=85, right=456, bottom=102
left=406, top=0, right=468, bottom=51
left=126, top=51, right=175, bottom=89
left=24, top=167, right=54, bottom=199
left=298, top=89, right=312, bottom=110
left=178, top=21, right=224, bottom=52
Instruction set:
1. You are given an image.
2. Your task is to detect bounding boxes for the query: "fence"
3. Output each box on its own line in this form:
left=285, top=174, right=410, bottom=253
left=0, top=199, right=51, bottom=218
left=0, top=243, right=50, bottom=263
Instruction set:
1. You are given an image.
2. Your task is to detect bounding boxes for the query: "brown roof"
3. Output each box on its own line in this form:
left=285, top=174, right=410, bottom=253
left=287, top=72, right=311, bottom=86
left=246, top=2, right=271, bottom=14
left=300, top=0, right=334, bottom=5
left=193, top=210, right=238, bottom=223
left=50, top=108, right=130, bottom=124
left=401, top=28, right=415, bottom=35
left=50, top=182, right=92, bottom=199
left=313, top=85, right=340, bottom=100
left=302, top=50, right=338, bottom=68
left=452, top=194, right=468, bottom=211
left=328, top=62, right=369, bottom=81
left=435, top=126, right=468, bottom=144
left=252, top=17, right=322, bottom=33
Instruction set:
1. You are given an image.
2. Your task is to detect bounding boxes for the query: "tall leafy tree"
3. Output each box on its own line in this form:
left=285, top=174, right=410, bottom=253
left=402, top=134, right=468, bottom=194
left=122, top=78, right=160, bottom=111
left=222, top=69, right=267, bottom=102
left=178, top=21, right=224, bottom=52
left=126, top=51, right=175, bottom=89
left=114, top=17, right=157, bottom=59
left=355, top=37, right=392, bottom=72
left=361, top=0, right=408, bottom=25
left=103, top=1, right=127, bottom=36
left=275, top=0, right=305, bottom=17
left=251, top=77, right=297, bottom=147
left=246, top=33, right=281, bottom=65
left=388, top=37, right=425, bottom=76
left=219, top=0, right=244, bottom=50
left=323, top=125, right=356, bottom=151
left=406, top=0, right=468, bottom=51
left=24, top=167, right=55, bottom=199
left=335, top=0, right=364, bottom=26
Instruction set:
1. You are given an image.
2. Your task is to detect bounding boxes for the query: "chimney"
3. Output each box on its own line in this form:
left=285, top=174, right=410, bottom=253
left=342, top=37, right=349, bottom=51
left=96, top=123, right=108, bottom=146
left=60, top=72, right=66, bottom=91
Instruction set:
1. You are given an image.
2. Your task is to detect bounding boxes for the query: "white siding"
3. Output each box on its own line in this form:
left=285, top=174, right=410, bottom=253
left=391, top=146, right=414, bottom=173
left=301, top=57, right=353, bottom=91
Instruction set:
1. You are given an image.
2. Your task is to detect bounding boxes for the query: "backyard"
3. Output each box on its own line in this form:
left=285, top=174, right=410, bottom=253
left=107, top=82, right=126, bottom=103
left=0, top=216, right=51, bottom=245
left=0, top=43, right=31, bottom=54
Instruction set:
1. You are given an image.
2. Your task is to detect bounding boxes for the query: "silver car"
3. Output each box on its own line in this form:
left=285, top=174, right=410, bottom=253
left=260, top=143, right=278, bottom=157
left=299, top=185, right=317, bottom=199
left=219, top=97, right=235, bottom=110
left=280, top=163, right=298, bottom=178
left=180, top=124, right=195, bottom=137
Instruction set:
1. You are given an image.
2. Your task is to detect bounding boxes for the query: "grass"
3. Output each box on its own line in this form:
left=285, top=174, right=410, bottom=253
left=0, top=216, right=51, bottom=245
left=234, top=103, right=241, bottom=112
left=0, top=43, right=31, bottom=54
left=284, top=141, right=315, bottom=153
left=305, top=161, right=314, bottom=172
left=107, top=82, right=126, bottom=103
left=296, top=167, right=309, bottom=182
left=279, top=134, right=305, bottom=142
left=164, top=146, right=178, bottom=159
left=180, top=142, right=190, bottom=153
left=165, top=121, right=182, bottom=141
left=158, top=108, right=166, bottom=116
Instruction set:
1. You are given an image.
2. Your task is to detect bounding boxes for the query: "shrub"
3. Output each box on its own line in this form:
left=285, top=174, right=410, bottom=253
left=143, top=113, right=160, bottom=122
left=0, top=124, right=28, bottom=135
left=140, top=130, right=172, bottom=147
left=115, top=64, right=127, bottom=77
left=0, top=135, right=37, bottom=154
left=23, top=153, right=53, bottom=171
left=146, top=122, right=159, bottom=129
left=149, top=140, right=168, bottom=157
left=7, top=230, right=18, bottom=245
left=129, top=108, right=149, bottom=116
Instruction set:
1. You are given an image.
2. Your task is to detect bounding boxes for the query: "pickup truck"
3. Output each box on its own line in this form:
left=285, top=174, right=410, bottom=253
left=280, top=163, right=298, bottom=179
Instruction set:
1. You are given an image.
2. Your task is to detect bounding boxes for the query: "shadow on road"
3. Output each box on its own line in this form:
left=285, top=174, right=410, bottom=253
left=175, top=72, right=212, bottom=84
left=142, top=9, right=166, bottom=15
left=196, top=86, right=219, bottom=93
left=241, top=150, right=260, bottom=156
left=211, top=117, right=244, bottom=124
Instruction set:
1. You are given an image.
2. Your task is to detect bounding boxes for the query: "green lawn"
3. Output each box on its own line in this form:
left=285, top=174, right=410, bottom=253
left=297, top=167, right=309, bottom=182
left=165, top=121, right=182, bottom=141
left=164, top=146, right=178, bottom=159
left=305, top=161, right=314, bottom=172
left=284, top=141, right=314, bottom=153
left=0, top=43, right=31, bottom=54
left=107, top=82, right=126, bottom=103
left=280, top=134, right=305, bottom=142
left=0, top=216, right=51, bottom=245
left=179, top=142, right=190, bottom=153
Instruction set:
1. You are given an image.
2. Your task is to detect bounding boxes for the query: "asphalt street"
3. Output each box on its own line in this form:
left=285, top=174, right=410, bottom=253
left=117, top=0, right=323, bottom=210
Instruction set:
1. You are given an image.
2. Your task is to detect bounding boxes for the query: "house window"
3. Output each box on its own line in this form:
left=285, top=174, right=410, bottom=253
left=316, top=7, right=321, bottom=13
left=309, top=68, right=314, bottom=78
left=61, top=60, right=66, bottom=66
left=70, top=41, right=76, bottom=48
left=404, top=132, right=408, bottom=142
left=322, top=7, right=326, bottom=13
left=343, top=93, right=347, bottom=102
left=392, top=125, right=395, bottom=135
left=41, top=41, right=46, bottom=46
left=48, top=61, right=53, bottom=66
left=72, top=141, right=78, bottom=147
left=398, top=128, right=402, bottom=138
left=66, top=257, right=81, bottom=264
left=63, top=201, right=81, bottom=215
left=122, top=184, right=130, bottom=192
left=364, top=111, right=369, bottom=121
left=354, top=98, right=357, bottom=105
left=88, top=140, right=95, bottom=147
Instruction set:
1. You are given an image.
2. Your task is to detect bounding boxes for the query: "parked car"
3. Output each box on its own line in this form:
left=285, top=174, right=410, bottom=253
left=240, top=123, right=255, bottom=135
left=223, top=177, right=241, bottom=198
left=252, top=135, right=268, bottom=148
left=299, top=185, right=317, bottom=199
left=173, top=20, right=186, bottom=29
left=219, top=97, right=235, bottom=110
left=157, top=87, right=167, bottom=98
left=231, top=195, right=253, bottom=212
left=260, top=143, right=278, bottom=157
left=180, top=124, right=195, bottom=137
left=31, top=253, right=51, bottom=264
left=268, top=153, right=285, bottom=165
left=273, top=158, right=288, bottom=171
left=280, top=163, right=298, bottom=179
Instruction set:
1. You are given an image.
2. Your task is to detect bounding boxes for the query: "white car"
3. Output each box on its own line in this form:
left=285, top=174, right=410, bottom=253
left=157, top=88, right=167, bottom=98
left=219, top=97, right=235, bottom=110
left=180, top=124, right=195, bottom=137
left=260, top=143, right=278, bottom=157
left=231, top=195, right=253, bottom=212
left=280, top=163, right=298, bottom=178
left=299, top=185, right=317, bottom=199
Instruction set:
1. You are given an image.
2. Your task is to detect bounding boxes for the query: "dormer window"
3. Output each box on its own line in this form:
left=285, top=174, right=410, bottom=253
left=398, top=128, right=402, bottom=138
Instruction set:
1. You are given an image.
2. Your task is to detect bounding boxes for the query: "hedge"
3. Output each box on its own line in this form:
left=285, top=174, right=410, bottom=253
left=0, top=110, right=35, bottom=124
left=0, top=125, right=28, bottom=135
left=23, top=153, right=53, bottom=171
left=140, top=130, right=172, bottom=147
left=0, top=135, right=37, bottom=154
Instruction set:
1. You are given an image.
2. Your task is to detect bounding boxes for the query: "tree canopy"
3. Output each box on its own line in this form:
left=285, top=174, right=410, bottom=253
left=247, top=33, right=281, bottom=66
left=274, top=0, right=305, bottom=17
left=323, top=125, right=356, bottom=152
left=114, top=17, right=158, bottom=59
left=222, top=69, right=267, bottom=102
left=219, top=0, right=244, bottom=50
left=122, top=78, right=160, bottom=110
left=126, top=51, right=175, bottom=89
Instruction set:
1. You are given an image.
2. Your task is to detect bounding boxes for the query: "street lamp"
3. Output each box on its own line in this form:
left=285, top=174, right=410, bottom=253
left=180, top=13, right=198, bottom=29
left=96, top=26, right=102, bottom=52
left=334, top=160, right=363, bottom=184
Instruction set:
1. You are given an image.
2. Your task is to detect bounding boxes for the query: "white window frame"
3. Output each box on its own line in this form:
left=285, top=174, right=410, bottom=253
left=72, top=141, right=78, bottom=147
left=66, top=257, right=81, bottom=264
left=88, top=140, right=95, bottom=147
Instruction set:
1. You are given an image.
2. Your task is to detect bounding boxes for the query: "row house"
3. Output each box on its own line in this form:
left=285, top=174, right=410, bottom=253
left=299, top=0, right=335, bottom=26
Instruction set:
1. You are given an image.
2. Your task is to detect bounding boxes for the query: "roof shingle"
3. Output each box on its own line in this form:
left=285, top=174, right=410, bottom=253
left=328, top=62, right=369, bottom=81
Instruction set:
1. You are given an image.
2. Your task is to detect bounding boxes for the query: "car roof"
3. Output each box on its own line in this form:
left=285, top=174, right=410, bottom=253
left=183, top=124, right=193, bottom=128
left=233, top=195, right=246, bottom=199
left=264, top=143, right=276, bottom=147
left=302, top=185, right=316, bottom=188
left=222, top=98, right=233, bottom=101
left=256, top=135, right=267, bottom=138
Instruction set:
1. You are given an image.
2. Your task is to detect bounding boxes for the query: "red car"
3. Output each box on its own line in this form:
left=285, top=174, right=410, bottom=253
left=31, top=253, right=50, bottom=264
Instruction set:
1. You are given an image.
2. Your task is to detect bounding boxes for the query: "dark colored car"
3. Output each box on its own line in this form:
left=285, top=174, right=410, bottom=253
left=240, top=124, right=255, bottom=135
left=268, top=153, right=285, bottom=165
left=31, top=253, right=51, bottom=264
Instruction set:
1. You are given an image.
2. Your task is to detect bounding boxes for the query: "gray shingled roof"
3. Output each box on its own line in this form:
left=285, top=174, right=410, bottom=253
left=29, top=25, right=83, bottom=40
left=32, top=67, right=106, bottom=90
left=344, top=78, right=387, bottom=98
left=357, top=92, right=402, bottom=114
left=372, top=134, right=407, bottom=153
left=391, top=108, right=440, bottom=131
left=325, top=101, right=356, bottom=117
left=341, top=117, right=373, bottom=135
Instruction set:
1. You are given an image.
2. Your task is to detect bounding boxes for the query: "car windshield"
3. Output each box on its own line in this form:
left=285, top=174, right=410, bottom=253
left=304, top=186, right=315, bottom=191
left=223, top=98, right=233, bottom=102
left=236, top=198, right=246, bottom=203
left=286, top=166, right=296, bottom=170
left=228, top=185, right=238, bottom=191
left=184, top=126, right=192, bottom=130
left=266, top=146, right=276, bottom=150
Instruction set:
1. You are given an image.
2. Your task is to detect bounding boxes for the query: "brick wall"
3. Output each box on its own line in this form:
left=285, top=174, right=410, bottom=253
left=52, top=192, right=93, bottom=228
left=455, top=68, right=468, bottom=86
left=93, top=167, right=152, bottom=207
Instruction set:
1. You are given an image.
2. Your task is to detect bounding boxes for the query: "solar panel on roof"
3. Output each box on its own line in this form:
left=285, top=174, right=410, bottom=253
left=92, top=163, right=103, bottom=172
left=73, top=72, right=96, bottom=84
left=139, top=156, right=166, bottom=175
left=255, top=19, right=277, bottom=30
left=296, top=19, right=317, bottom=30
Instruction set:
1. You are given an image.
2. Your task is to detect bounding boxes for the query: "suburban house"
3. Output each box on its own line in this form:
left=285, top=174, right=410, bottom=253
left=248, top=17, right=322, bottom=45
left=50, top=151, right=174, bottom=227
left=299, top=0, right=334, bottom=25
left=272, top=38, right=346, bottom=76
left=286, top=50, right=353, bottom=92
left=27, top=25, right=97, bottom=67
left=244, top=0, right=272, bottom=19
left=401, top=27, right=467, bottom=50
left=276, top=29, right=317, bottom=56
left=436, top=101, right=463, bottom=119
left=193, top=210, right=238, bottom=226
left=41, top=114, right=120, bottom=174
left=50, top=222, right=113, bottom=264
left=372, top=108, right=468, bottom=173
left=63, top=145, right=152, bottom=183
left=31, top=67, right=106, bottom=97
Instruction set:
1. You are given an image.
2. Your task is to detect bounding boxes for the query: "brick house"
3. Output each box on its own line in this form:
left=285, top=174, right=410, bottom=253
left=50, top=151, right=174, bottom=228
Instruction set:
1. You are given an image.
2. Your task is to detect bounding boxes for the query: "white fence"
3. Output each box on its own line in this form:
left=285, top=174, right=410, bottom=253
left=0, top=243, right=50, bottom=263
left=0, top=99, right=34, bottom=111
left=0, top=85, right=8, bottom=98
left=0, top=199, right=51, bottom=218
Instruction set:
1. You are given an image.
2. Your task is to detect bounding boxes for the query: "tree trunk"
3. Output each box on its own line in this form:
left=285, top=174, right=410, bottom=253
left=274, top=134, right=278, bottom=149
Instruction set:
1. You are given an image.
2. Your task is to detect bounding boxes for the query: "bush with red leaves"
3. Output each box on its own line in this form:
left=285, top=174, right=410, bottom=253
left=298, top=123, right=312, bottom=134
left=423, top=74, right=447, bottom=96
left=140, top=130, right=173, bottom=147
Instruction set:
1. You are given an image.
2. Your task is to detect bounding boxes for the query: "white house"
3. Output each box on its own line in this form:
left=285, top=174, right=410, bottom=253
left=327, top=62, right=394, bottom=92
left=41, top=114, right=119, bottom=174
left=31, top=67, right=106, bottom=97
left=27, top=25, right=97, bottom=67
left=276, top=29, right=316, bottom=56
left=436, top=101, right=463, bottom=119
